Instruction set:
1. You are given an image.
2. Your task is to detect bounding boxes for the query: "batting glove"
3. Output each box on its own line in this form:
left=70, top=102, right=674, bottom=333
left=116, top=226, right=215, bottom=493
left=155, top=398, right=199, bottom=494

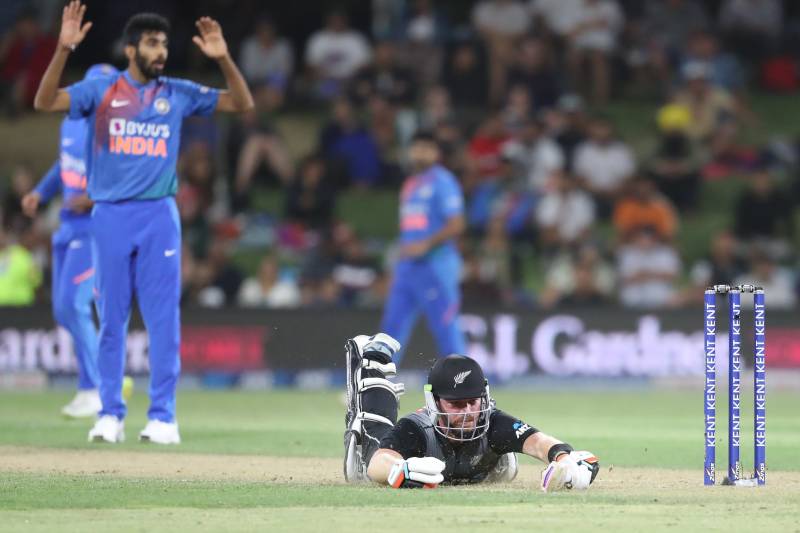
left=541, top=450, right=599, bottom=493
left=387, top=457, right=445, bottom=489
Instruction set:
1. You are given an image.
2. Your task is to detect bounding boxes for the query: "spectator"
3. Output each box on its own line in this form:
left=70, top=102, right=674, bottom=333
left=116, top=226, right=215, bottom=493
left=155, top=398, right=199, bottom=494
left=461, top=250, right=505, bottom=306
left=734, top=250, right=796, bottom=309
left=2, top=164, right=35, bottom=237
left=673, top=62, right=736, bottom=144
left=397, top=0, right=450, bottom=86
left=0, top=7, right=56, bottom=116
left=642, top=0, right=710, bottom=84
left=678, top=230, right=746, bottom=305
left=285, top=154, right=336, bottom=230
left=539, top=243, right=615, bottom=308
left=680, top=31, right=744, bottom=94
left=305, top=10, right=371, bottom=100
left=613, top=177, right=678, bottom=243
left=443, top=42, right=488, bottom=109
left=502, top=115, right=564, bottom=194
left=567, top=0, right=624, bottom=106
left=319, top=97, right=382, bottom=188
left=719, top=0, right=782, bottom=64
left=546, top=93, right=588, bottom=171
left=239, top=17, right=294, bottom=88
left=528, top=0, right=582, bottom=44
left=501, top=85, right=532, bottom=135
left=617, top=226, right=681, bottom=309
left=331, top=235, right=382, bottom=307
left=465, top=113, right=510, bottom=189
left=535, top=174, right=596, bottom=252
left=238, top=255, right=301, bottom=308
left=417, top=85, right=455, bottom=131
left=228, top=79, right=293, bottom=211
left=432, top=118, right=467, bottom=176
left=733, top=170, right=794, bottom=259
left=647, top=103, right=701, bottom=211
left=472, top=0, right=531, bottom=106
left=179, top=142, right=215, bottom=209
left=351, top=41, right=415, bottom=107
left=195, top=237, right=244, bottom=307
left=466, top=155, right=535, bottom=238
left=478, top=217, right=513, bottom=298
left=0, top=225, right=41, bottom=306
left=507, top=37, right=562, bottom=112
left=574, top=115, right=635, bottom=216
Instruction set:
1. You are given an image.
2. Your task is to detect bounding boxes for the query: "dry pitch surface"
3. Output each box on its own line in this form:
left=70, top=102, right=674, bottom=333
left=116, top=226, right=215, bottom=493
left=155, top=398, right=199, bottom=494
left=2, top=445, right=799, bottom=533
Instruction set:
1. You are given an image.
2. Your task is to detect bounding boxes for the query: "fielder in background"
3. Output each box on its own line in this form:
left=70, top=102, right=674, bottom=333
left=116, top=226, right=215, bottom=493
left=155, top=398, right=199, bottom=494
left=22, top=63, right=117, bottom=419
left=34, top=1, right=253, bottom=444
left=380, top=132, right=467, bottom=363
left=344, top=334, right=600, bottom=490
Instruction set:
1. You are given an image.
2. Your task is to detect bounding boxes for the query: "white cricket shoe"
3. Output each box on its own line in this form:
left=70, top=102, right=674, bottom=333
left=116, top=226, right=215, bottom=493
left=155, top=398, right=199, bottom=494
left=139, top=420, right=181, bottom=445
left=61, top=389, right=102, bottom=418
left=88, top=415, right=125, bottom=443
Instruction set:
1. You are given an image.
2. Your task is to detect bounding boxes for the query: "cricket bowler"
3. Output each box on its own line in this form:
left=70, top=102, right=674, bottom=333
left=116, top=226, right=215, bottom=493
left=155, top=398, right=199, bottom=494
left=34, top=1, right=253, bottom=444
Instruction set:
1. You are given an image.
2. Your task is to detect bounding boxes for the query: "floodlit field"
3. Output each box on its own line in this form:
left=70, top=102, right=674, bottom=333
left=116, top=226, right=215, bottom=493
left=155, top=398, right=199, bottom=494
left=1, top=389, right=799, bottom=532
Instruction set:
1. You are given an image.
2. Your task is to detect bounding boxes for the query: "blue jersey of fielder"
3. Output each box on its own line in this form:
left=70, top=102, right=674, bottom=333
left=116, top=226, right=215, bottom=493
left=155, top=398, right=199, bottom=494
left=398, top=164, right=464, bottom=272
left=67, top=70, right=218, bottom=201
left=381, top=164, right=467, bottom=361
left=32, top=115, right=100, bottom=392
left=34, top=117, right=91, bottom=224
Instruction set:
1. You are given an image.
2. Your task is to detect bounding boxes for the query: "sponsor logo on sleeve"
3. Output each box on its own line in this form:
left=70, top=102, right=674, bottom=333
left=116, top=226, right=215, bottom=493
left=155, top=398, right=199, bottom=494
left=513, top=421, right=531, bottom=439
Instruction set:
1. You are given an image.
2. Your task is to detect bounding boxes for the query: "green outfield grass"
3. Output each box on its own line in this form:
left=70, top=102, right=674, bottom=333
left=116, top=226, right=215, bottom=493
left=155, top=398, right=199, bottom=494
left=1, top=388, right=799, bottom=532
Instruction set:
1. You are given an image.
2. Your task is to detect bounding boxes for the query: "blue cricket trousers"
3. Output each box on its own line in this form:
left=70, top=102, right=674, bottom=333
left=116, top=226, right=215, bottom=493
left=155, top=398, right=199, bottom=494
left=51, top=221, right=98, bottom=390
left=380, top=258, right=466, bottom=363
left=91, top=197, right=181, bottom=422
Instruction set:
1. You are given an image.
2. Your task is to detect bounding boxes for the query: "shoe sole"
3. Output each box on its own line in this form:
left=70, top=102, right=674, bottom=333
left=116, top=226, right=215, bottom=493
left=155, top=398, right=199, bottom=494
left=63, top=410, right=101, bottom=419
left=343, top=430, right=364, bottom=482
left=345, top=339, right=360, bottom=428
left=90, top=433, right=124, bottom=443
left=139, top=435, right=180, bottom=444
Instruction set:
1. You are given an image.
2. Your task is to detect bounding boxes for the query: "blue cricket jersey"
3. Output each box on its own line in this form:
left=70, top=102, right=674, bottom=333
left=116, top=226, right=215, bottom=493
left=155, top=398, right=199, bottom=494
left=34, top=117, right=92, bottom=224
left=67, top=70, right=219, bottom=202
left=398, top=164, right=464, bottom=268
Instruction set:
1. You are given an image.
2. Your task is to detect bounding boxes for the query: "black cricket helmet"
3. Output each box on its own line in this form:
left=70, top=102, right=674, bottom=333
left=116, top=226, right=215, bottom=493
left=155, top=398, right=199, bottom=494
left=424, top=355, right=492, bottom=441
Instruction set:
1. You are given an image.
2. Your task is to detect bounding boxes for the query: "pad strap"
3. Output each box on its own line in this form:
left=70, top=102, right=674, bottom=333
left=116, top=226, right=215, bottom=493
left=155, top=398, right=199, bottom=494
left=361, top=359, right=397, bottom=377
left=358, top=377, right=405, bottom=397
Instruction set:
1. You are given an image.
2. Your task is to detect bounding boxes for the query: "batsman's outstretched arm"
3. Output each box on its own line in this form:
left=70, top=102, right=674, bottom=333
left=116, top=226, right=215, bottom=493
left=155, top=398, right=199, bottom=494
left=366, top=448, right=404, bottom=484
left=368, top=448, right=445, bottom=489
left=522, top=431, right=567, bottom=463
left=527, top=434, right=600, bottom=492
left=34, top=1, right=92, bottom=112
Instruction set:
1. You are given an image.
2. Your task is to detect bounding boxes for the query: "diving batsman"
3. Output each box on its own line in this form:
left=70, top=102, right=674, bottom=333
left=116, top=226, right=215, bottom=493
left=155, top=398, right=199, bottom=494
left=344, top=334, right=600, bottom=491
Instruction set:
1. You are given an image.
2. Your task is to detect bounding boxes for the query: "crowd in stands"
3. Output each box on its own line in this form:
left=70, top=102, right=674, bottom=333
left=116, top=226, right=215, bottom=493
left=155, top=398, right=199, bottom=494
left=1, top=0, right=799, bottom=311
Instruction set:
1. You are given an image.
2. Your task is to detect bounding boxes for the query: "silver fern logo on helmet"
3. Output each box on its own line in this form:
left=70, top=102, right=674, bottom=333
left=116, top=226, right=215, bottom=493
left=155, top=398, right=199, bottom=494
left=453, top=370, right=471, bottom=387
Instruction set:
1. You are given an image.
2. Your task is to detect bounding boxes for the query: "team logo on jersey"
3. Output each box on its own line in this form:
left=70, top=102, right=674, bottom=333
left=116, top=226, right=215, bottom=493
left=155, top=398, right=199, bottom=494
left=418, top=185, right=433, bottom=198
left=154, top=98, right=170, bottom=115
left=453, top=370, right=471, bottom=387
